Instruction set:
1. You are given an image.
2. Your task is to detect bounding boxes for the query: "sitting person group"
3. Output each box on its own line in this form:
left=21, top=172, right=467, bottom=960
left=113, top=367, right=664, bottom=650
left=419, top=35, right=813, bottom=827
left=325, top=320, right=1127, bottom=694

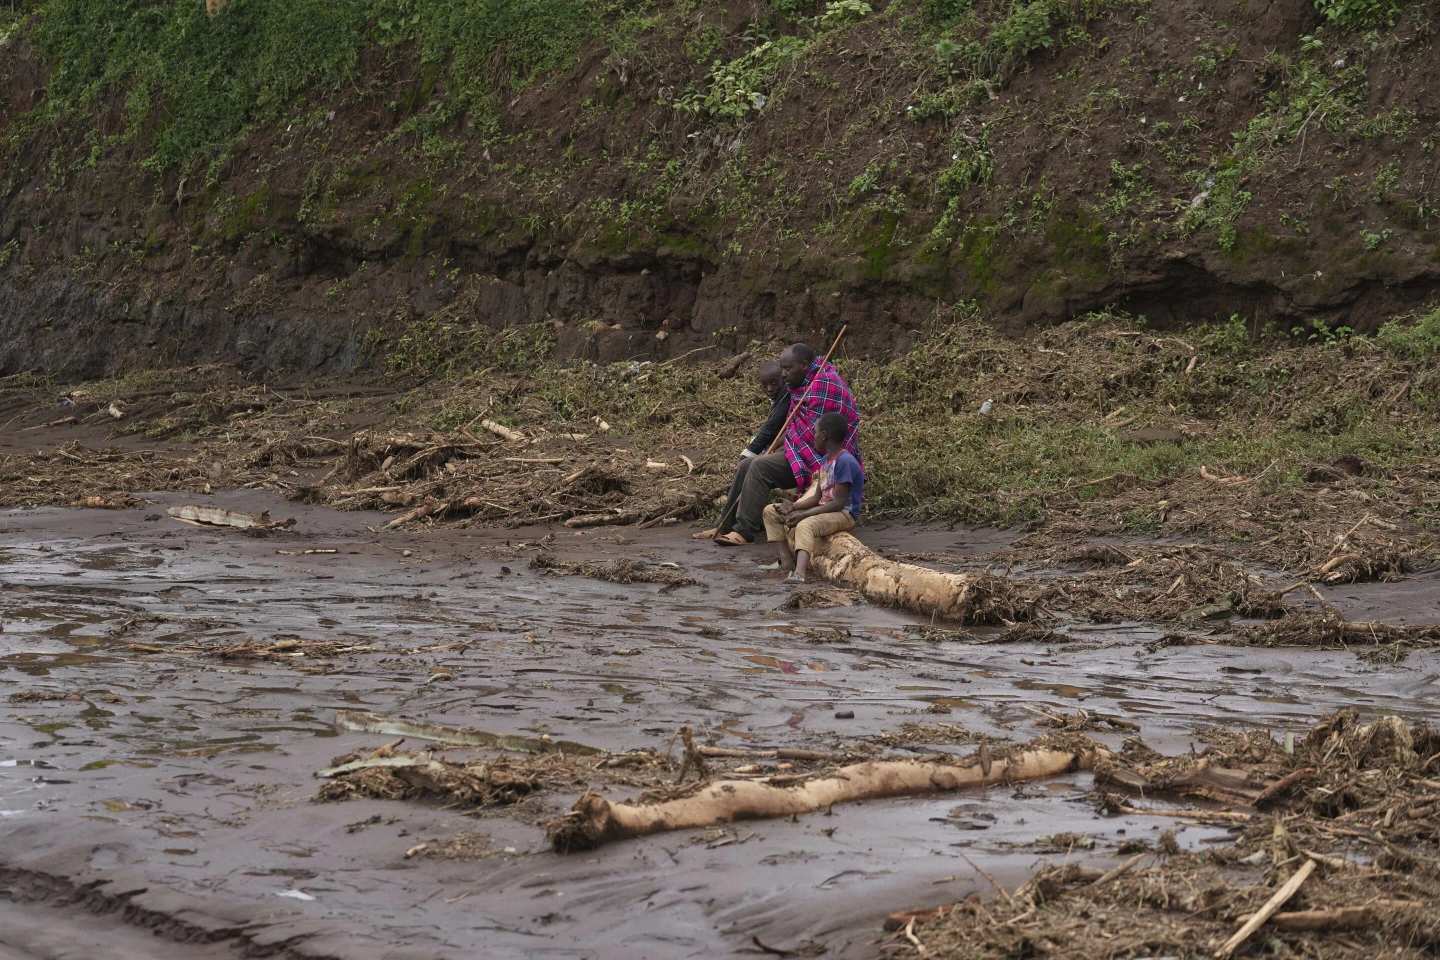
left=696, top=342, right=864, bottom=582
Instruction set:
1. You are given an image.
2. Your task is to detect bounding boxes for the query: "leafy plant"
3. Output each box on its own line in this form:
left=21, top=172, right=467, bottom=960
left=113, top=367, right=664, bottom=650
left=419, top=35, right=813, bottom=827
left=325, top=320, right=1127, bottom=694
left=1314, top=0, right=1397, bottom=31
left=1377, top=308, right=1440, bottom=359
left=936, top=134, right=993, bottom=196
left=1291, top=319, right=1354, bottom=345
left=1359, top=227, right=1391, bottom=250
left=816, top=0, right=872, bottom=29
left=847, top=162, right=882, bottom=201
left=923, top=0, right=970, bottom=23
left=674, top=35, right=809, bottom=119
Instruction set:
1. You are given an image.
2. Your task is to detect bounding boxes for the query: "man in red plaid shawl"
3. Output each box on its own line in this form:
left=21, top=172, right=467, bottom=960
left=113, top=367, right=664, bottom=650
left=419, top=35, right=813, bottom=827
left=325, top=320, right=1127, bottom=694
left=714, top=342, right=862, bottom=545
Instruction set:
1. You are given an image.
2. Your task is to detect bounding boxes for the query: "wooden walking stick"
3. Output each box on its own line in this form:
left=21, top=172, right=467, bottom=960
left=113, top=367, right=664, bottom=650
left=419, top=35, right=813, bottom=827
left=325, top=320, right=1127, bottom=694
left=711, top=325, right=848, bottom=541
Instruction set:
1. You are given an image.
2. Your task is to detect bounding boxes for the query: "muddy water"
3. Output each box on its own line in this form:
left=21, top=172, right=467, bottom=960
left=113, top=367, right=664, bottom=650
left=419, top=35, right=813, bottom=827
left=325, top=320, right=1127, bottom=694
left=1, top=493, right=1437, bottom=959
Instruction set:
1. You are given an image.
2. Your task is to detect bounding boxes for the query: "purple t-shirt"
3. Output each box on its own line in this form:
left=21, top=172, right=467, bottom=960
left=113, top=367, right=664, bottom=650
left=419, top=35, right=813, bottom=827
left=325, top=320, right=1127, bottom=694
left=817, top=451, right=864, bottom=519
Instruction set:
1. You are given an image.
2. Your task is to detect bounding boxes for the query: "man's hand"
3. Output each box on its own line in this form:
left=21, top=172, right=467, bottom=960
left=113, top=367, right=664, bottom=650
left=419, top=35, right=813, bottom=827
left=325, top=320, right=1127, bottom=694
left=775, top=500, right=796, bottom=516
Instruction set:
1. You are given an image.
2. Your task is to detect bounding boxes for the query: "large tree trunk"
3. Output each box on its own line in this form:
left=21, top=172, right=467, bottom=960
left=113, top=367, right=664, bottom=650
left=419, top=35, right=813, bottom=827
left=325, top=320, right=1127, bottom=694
left=548, top=742, right=1104, bottom=852
left=807, top=531, right=1028, bottom=622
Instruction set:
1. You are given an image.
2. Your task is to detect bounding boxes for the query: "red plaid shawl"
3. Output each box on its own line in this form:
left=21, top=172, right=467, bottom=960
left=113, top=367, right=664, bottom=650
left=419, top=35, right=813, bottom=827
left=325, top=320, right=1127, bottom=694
left=783, top=359, right=863, bottom=488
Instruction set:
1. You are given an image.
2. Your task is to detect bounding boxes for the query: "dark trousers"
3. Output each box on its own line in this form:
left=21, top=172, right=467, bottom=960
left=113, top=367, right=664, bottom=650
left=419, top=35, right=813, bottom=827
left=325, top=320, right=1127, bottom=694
left=716, top=458, right=753, bottom=529
left=724, top=451, right=796, bottom=542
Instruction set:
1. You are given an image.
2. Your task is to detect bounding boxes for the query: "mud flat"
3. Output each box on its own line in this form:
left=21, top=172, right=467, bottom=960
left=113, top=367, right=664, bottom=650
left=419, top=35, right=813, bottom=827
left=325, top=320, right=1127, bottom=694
left=1, top=493, right=1437, bottom=959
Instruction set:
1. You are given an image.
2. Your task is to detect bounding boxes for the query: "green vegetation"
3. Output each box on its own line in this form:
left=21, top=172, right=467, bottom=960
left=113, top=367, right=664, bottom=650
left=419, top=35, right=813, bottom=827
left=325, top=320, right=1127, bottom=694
left=27, top=0, right=612, bottom=169
left=1313, top=0, right=1397, bottom=31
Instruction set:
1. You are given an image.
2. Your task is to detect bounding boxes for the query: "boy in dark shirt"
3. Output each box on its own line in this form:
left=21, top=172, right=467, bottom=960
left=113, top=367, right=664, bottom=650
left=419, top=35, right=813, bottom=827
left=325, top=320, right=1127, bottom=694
left=694, top=361, right=792, bottom=539
left=764, top=411, right=864, bottom=583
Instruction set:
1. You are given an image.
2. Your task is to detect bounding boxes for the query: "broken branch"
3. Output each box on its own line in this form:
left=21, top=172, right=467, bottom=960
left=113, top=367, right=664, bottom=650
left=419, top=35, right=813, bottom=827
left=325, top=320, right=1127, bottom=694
left=547, top=742, right=1105, bottom=851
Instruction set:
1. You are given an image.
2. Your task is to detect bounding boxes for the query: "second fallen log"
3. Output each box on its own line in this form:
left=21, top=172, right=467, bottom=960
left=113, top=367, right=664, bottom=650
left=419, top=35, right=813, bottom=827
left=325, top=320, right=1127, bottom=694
left=547, top=740, right=1105, bottom=852
left=807, top=532, right=1031, bottom=622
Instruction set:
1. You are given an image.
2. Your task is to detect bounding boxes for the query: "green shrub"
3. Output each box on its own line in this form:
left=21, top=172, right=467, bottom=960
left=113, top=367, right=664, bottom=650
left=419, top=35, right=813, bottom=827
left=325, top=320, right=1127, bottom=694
left=923, top=0, right=970, bottom=23
left=1378, top=308, right=1440, bottom=359
left=1313, top=0, right=1397, bottom=30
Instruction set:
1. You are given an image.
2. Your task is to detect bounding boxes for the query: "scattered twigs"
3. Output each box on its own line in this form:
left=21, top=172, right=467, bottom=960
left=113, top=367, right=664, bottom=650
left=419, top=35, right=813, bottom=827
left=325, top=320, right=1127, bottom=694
left=1254, top=767, right=1314, bottom=806
left=962, top=853, right=1013, bottom=904
left=695, top=746, right=839, bottom=761
left=1215, top=858, right=1316, bottom=958
left=333, top=710, right=603, bottom=755
left=1084, top=852, right=1146, bottom=890
left=673, top=725, right=711, bottom=784
left=658, top=345, right=719, bottom=368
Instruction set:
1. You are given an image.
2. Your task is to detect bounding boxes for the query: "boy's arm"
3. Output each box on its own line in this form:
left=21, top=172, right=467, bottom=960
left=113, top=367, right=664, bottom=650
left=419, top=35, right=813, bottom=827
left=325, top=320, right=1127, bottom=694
left=785, top=486, right=822, bottom=513
left=748, top=394, right=792, bottom=455
left=789, top=482, right=849, bottom=522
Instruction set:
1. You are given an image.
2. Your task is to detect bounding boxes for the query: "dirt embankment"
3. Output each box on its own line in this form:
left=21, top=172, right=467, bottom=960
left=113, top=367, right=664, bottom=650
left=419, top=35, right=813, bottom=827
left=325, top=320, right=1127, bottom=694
left=2, top=0, right=1439, bottom=378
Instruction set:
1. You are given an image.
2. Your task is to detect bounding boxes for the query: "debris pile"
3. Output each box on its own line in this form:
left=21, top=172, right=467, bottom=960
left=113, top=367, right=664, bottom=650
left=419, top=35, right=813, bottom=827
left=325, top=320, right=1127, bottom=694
left=529, top=553, right=700, bottom=586
left=889, top=711, right=1440, bottom=959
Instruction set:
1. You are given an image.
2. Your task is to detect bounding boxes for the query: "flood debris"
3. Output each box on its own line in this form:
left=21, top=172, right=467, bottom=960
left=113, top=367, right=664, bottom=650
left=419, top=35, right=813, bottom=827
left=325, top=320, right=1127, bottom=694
left=546, top=736, right=1106, bottom=852
left=886, top=712, right=1440, bottom=959
left=314, top=752, right=542, bottom=807
left=1233, top=611, right=1440, bottom=657
left=333, top=710, right=604, bottom=756
left=528, top=553, right=699, bottom=586
left=1020, top=704, right=1141, bottom=733
left=210, top=637, right=372, bottom=661
left=776, top=585, right=862, bottom=610
left=168, top=503, right=295, bottom=529
left=318, top=430, right=711, bottom=528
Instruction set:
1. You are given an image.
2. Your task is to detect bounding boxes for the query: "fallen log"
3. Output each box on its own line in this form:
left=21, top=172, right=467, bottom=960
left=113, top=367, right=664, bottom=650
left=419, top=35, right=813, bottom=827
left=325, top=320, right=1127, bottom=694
left=334, top=709, right=604, bottom=756
left=716, top=350, right=752, bottom=379
left=387, top=499, right=443, bottom=528
left=564, top=510, right=640, bottom=529
left=547, top=741, right=1105, bottom=852
left=168, top=504, right=295, bottom=529
left=479, top=418, right=526, bottom=442
left=808, top=532, right=1032, bottom=622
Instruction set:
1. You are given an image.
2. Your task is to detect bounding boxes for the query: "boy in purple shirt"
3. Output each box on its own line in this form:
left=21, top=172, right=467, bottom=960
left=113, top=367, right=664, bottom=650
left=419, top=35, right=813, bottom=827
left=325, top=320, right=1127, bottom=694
left=763, top=412, right=864, bottom=583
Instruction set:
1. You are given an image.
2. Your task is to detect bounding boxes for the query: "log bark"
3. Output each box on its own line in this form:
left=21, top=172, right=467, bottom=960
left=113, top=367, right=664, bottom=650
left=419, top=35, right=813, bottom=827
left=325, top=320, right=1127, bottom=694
left=479, top=418, right=526, bottom=442
left=168, top=504, right=293, bottom=529
left=808, top=532, right=1028, bottom=622
left=548, top=743, right=1105, bottom=852
left=564, top=510, right=640, bottom=529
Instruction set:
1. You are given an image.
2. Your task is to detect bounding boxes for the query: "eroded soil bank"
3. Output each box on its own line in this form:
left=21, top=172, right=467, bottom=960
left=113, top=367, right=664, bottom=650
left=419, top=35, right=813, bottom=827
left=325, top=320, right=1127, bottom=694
left=2, top=492, right=1437, bottom=959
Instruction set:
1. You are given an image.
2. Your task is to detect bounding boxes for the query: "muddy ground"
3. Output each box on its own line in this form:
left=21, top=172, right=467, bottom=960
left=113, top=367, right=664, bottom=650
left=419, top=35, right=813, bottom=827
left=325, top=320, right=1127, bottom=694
left=2, top=485, right=1438, bottom=959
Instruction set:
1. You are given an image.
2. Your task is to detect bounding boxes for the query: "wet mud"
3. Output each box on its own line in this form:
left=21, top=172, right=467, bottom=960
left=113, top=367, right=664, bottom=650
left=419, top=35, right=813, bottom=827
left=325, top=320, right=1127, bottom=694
left=2, top=494, right=1438, bottom=958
